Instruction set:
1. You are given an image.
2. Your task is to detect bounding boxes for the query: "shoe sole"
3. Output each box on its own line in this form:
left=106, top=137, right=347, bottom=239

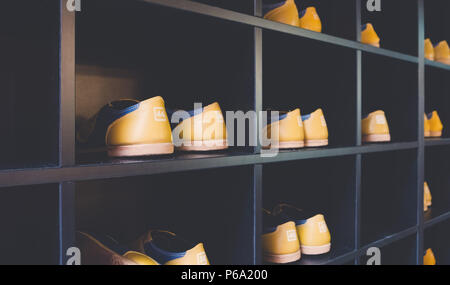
left=436, top=58, right=450, bottom=65
left=262, top=141, right=305, bottom=150
left=263, top=250, right=301, bottom=264
left=305, top=139, right=328, bottom=147
left=424, top=131, right=431, bottom=137
left=76, top=232, right=137, bottom=265
left=176, top=139, right=228, bottom=151
left=362, top=134, right=391, bottom=143
left=108, top=143, right=174, bottom=157
left=301, top=243, right=331, bottom=255
left=429, top=131, right=442, bottom=137
left=367, top=42, right=380, bottom=48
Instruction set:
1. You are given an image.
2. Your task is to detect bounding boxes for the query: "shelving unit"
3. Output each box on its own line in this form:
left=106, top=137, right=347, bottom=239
left=0, top=0, right=448, bottom=265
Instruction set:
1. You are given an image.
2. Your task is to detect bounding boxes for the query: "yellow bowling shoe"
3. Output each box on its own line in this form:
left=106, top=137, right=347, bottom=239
left=434, top=40, right=450, bottom=65
left=172, top=102, right=228, bottom=151
left=129, top=230, right=210, bottom=265
left=273, top=204, right=331, bottom=255
left=76, top=231, right=159, bottom=265
left=298, top=7, right=322, bottom=33
left=263, top=0, right=299, bottom=27
left=302, top=108, right=328, bottom=147
left=427, top=111, right=443, bottom=137
left=424, top=182, right=432, bottom=212
left=262, top=108, right=305, bottom=149
left=77, top=96, right=174, bottom=157
left=361, top=23, right=380, bottom=48
left=262, top=209, right=301, bottom=263
left=425, top=39, right=435, bottom=61
left=424, top=248, right=436, bottom=265
left=362, top=110, right=391, bottom=143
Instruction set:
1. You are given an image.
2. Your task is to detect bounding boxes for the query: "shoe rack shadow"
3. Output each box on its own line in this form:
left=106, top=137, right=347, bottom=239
left=0, top=184, right=59, bottom=265
left=359, top=235, right=417, bottom=265
left=425, top=146, right=450, bottom=219
left=361, top=150, right=417, bottom=246
left=0, top=0, right=59, bottom=170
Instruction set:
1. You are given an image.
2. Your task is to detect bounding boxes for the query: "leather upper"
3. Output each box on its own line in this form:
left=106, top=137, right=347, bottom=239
left=361, top=23, right=380, bottom=47
left=263, top=0, right=299, bottom=27
left=362, top=110, right=390, bottom=136
left=298, top=7, right=322, bottom=33
left=297, top=214, right=331, bottom=247
left=262, top=221, right=300, bottom=255
left=428, top=111, right=443, bottom=133
left=303, top=108, right=328, bottom=141
left=424, top=248, right=436, bottom=265
left=172, top=102, right=227, bottom=145
left=434, top=40, right=450, bottom=64
left=263, top=108, right=304, bottom=145
left=425, top=39, right=435, bottom=61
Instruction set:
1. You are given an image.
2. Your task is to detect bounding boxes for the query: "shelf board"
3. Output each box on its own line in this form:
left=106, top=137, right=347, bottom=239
left=138, top=0, right=418, bottom=64
left=0, top=142, right=418, bottom=188
left=425, top=138, right=450, bottom=147
left=296, top=248, right=357, bottom=265
left=424, top=210, right=450, bottom=229
left=358, top=226, right=417, bottom=255
left=425, top=59, right=450, bottom=71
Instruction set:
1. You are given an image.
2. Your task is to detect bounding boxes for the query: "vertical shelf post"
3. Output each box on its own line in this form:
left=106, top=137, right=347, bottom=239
left=252, top=0, right=263, bottom=265
left=417, top=0, right=425, bottom=265
left=58, top=0, right=76, bottom=265
left=354, top=0, right=363, bottom=265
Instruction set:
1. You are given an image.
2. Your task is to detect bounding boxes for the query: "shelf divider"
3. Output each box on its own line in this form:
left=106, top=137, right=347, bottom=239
left=58, top=0, right=76, bottom=265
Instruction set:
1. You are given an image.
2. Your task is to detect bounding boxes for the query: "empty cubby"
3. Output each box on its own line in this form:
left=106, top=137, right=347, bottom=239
left=424, top=146, right=450, bottom=220
left=0, top=184, right=59, bottom=265
left=0, top=0, right=60, bottom=170
left=75, top=166, right=256, bottom=265
left=75, top=0, right=256, bottom=163
left=361, top=150, right=417, bottom=245
left=262, top=156, right=357, bottom=264
left=263, top=31, right=357, bottom=148
left=424, top=1, right=450, bottom=45
left=359, top=235, right=417, bottom=265
left=362, top=54, right=418, bottom=143
left=361, top=0, right=419, bottom=55
left=425, top=220, right=450, bottom=265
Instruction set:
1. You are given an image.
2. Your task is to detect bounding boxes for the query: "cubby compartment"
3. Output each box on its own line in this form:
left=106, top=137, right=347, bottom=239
left=425, top=220, right=450, bottom=265
left=424, top=146, right=450, bottom=220
left=262, top=156, right=356, bottom=264
left=0, top=0, right=60, bottom=170
left=362, top=54, right=418, bottom=143
left=263, top=31, right=357, bottom=148
left=361, top=150, right=417, bottom=245
left=75, top=166, right=256, bottom=265
left=0, top=184, right=59, bottom=265
left=75, top=0, right=256, bottom=163
left=262, top=0, right=356, bottom=41
left=424, top=1, right=450, bottom=48
left=359, top=235, right=417, bottom=265
left=361, top=0, right=418, bottom=55
left=425, top=66, right=450, bottom=140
